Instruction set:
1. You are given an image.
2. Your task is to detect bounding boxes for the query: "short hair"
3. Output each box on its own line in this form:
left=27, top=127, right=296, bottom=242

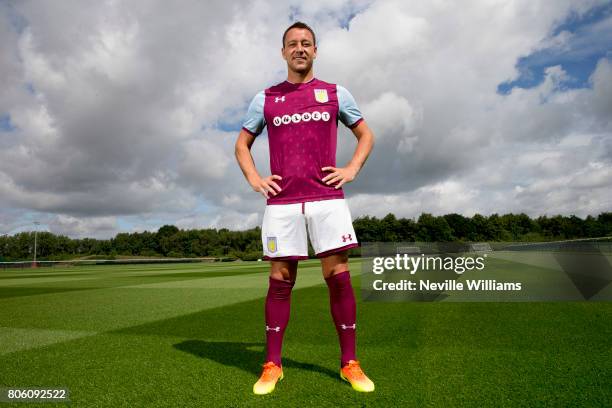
left=282, top=21, right=316, bottom=47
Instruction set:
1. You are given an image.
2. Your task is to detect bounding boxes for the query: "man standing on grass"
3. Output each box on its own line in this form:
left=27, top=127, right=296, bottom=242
left=235, top=21, right=375, bottom=395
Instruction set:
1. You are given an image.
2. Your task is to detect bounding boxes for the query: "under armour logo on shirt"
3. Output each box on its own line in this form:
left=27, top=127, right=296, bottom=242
left=342, top=234, right=353, bottom=242
left=275, top=96, right=285, bottom=103
left=266, top=325, right=281, bottom=332
left=341, top=323, right=356, bottom=330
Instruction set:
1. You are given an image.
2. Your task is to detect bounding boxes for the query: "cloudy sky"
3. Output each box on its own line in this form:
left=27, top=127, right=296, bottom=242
left=1, top=0, right=611, bottom=238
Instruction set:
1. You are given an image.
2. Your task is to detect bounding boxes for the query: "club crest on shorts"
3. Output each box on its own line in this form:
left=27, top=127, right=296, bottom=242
left=267, top=237, right=278, bottom=253
left=314, top=89, right=328, bottom=103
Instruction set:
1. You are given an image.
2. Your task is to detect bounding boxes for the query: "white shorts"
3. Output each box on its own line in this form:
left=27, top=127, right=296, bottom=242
left=262, top=198, right=358, bottom=260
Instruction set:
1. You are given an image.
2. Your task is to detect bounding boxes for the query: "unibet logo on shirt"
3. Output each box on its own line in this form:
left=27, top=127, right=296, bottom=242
left=272, top=111, right=330, bottom=126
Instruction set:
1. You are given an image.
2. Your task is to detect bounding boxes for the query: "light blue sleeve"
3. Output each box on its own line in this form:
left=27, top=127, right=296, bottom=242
left=337, top=85, right=363, bottom=128
left=242, top=90, right=266, bottom=136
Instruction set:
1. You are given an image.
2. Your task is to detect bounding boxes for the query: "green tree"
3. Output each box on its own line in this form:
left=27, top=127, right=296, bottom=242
left=416, top=213, right=453, bottom=241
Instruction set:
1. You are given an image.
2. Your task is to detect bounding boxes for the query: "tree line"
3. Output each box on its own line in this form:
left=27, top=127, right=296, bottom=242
left=1, top=213, right=611, bottom=262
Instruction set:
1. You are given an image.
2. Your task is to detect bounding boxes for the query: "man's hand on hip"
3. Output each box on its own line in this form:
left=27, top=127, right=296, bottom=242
left=250, top=175, right=283, bottom=199
left=321, top=166, right=358, bottom=189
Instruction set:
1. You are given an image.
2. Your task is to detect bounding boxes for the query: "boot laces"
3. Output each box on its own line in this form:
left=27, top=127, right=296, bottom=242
left=345, top=360, right=366, bottom=380
left=261, top=362, right=279, bottom=381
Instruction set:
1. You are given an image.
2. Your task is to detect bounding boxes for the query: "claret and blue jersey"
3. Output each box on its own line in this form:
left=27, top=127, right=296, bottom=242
left=242, top=77, right=363, bottom=205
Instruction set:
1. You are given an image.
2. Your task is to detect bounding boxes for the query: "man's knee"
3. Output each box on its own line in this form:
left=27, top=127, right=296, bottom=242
left=270, top=261, right=297, bottom=281
left=320, top=251, right=350, bottom=278
left=326, top=263, right=350, bottom=277
left=270, top=267, right=291, bottom=281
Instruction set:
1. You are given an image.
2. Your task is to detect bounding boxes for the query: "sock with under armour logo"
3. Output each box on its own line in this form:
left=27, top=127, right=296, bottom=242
left=325, top=271, right=357, bottom=367
left=265, top=276, right=295, bottom=366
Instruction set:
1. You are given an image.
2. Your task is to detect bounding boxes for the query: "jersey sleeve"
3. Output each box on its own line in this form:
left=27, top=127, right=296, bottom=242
left=242, top=90, right=266, bottom=136
left=337, top=85, right=364, bottom=129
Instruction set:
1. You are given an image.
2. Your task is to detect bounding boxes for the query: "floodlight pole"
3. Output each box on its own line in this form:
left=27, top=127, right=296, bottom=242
left=33, top=221, right=40, bottom=268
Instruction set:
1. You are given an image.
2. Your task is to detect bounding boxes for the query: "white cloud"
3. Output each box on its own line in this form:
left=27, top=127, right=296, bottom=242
left=177, top=138, right=231, bottom=182
left=48, top=214, right=119, bottom=238
left=0, top=0, right=610, bottom=238
left=175, top=210, right=261, bottom=231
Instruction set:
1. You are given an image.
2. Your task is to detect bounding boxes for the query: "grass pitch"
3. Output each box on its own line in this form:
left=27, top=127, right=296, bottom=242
left=0, top=259, right=611, bottom=407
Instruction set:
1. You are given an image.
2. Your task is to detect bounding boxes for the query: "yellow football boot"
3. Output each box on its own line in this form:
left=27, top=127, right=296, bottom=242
left=340, top=360, right=375, bottom=392
left=253, top=361, right=284, bottom=395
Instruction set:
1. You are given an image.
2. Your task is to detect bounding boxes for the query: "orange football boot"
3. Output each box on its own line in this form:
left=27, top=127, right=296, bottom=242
left=253, top=361, right=284, bottom=395
left=340, top=360, right=375, bottom=392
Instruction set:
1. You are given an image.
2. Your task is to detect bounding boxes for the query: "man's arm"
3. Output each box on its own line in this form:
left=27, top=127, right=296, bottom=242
left=235, top=129, right=282, bottom=199
left=322, top=120, right=374, bottom=189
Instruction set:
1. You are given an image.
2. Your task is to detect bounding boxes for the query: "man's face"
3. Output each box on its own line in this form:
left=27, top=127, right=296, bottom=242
left=282, top=28, right=317, bottom=74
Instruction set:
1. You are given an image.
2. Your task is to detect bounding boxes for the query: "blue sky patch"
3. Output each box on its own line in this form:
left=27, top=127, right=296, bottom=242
left=24, top=82, right=36, bottom=95
left=498, top=3, right=612, bottom=94
left=2, top=2, right=28, bottom=34
left=0, top=114, right=16, bottom=132
left=215, top=119, right=242, bottom=133
left=287, top=2, right=372, bottom=33
left=338, top=1, right=371, bottom=30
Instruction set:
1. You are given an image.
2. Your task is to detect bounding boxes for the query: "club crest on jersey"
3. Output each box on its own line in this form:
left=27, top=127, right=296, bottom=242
left=314, top=89, right=328, bottom=103
left=267, top=237, right=278, bottom=253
